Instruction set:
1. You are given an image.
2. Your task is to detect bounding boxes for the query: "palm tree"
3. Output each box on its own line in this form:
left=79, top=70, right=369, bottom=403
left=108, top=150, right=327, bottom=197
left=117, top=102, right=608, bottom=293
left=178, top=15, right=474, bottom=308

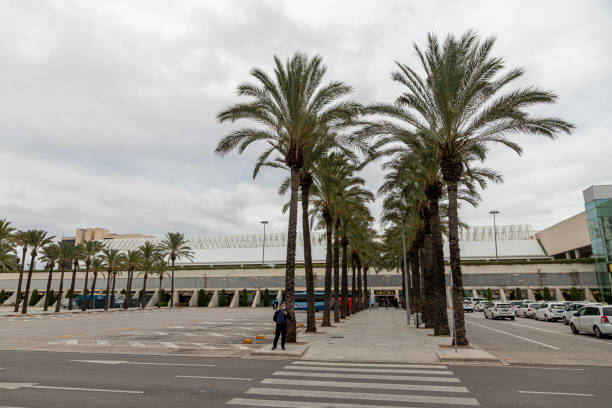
left=215, top=52, right=361, bottom=342
left=0, top=219, right=15, bottom=245
left=80, top=240, right=104, bottom=311
left=123, top=249, right=143, bottom=310
left=39, top=244, right=59, bottom=311
left=159, top=233, right=193, bottom=308
left=88, top=257, right=104, bottom=309
left=153, top=258, right=169, bottom=307
left=21, top=230, right=54, bottom=313
left=67, top=244, right=83, bottom=310
left=11, top=230, right=29, bottom=312
left=138, top=242, right=159, bottom=309
left=367, top=31, right=574, bottom=344
left=101, top=248, right=123, bottom=310
left=55, top=241, right=77, bottom=313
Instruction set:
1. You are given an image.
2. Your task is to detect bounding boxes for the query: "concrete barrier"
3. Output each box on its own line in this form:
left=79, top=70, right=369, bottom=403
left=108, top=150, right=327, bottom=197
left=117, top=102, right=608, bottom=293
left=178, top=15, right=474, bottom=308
left=555, top=288, right=564, bottom=301
left=527, top=288, right=536, bottom=301
left=251, top=289, right=260, bottom=308
left=146, top=290, right=159, bottom=308
left=2, top=291, right=16, bottom=306
left=229, top=290, right=240, bottom=308
left=34, top=294, right=46, bottom=307
left=188, top=289, right=199, bottom=307
left=207, top=290, right=218, bottom=308
left=499, top=289, right=507, bottom=301
left=585, top=287, right=596, bottom=302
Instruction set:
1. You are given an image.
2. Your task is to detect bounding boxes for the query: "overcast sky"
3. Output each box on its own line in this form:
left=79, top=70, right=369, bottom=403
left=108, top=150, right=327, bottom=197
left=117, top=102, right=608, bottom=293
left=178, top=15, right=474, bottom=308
left=1, top=0, right=611, bottom=240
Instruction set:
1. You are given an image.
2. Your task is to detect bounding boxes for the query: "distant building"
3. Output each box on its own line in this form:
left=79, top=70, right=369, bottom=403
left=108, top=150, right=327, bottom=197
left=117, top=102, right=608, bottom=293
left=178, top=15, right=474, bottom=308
left=61, top=228, right=154, bottom=246
left=583, top=185, right=612, bottom=303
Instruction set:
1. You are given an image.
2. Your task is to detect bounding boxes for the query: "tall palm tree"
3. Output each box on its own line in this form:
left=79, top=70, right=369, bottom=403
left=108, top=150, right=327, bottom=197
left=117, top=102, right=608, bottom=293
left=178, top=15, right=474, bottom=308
left=39, top=244, right=59, bottom=311
left=0, top=219, right=15, bottom=245
left=80, top=240, right=104, bottom=311
left=215, top=52, right=361, bottom=342
left=21, top=230, right=54, bottom=314
left=88, top=257, right=104, bottom=309
left=159, top=233, right=193, bottom=308
left=367, top=31, right=574, bottom=345
left=138, top=242, right=159, bottom=309
left=123, top=249, right=143, bottom=310
left=67, top=244, right=83, bottom=310
left=153, top=258, right=169, bottom=307
left=55, top=241, right=77, bottom=313
left=11, top=230, right=29, bottom=312
left=101, top=248, right=123, bottom=310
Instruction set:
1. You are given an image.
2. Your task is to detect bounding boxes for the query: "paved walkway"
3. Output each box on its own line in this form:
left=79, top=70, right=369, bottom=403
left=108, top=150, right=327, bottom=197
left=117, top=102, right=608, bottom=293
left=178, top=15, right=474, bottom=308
left=301, top=307, right=449, bottom=363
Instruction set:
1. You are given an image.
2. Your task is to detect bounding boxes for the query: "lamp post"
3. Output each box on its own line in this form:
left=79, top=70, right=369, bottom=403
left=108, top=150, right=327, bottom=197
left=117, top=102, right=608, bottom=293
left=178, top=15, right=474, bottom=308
left=260, top=221, right=268, bottom=265
left=489, top=210, right=500, bottom=261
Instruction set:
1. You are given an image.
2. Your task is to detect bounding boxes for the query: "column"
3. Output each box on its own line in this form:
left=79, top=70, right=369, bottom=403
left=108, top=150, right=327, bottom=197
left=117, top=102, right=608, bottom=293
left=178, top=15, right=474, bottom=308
left=229, top=290, right=240, bottom=308
left=251, top=289, right=261, bottom=308
left=189, top=290, right=199, bottom=307
left=527, top=288, right=535, bottom=301
left=146, top=290, right=159, bottom=308
left=555, top=288, right=564, bottom=301
left=207, top=290, right=219, bottom=308
left=499, top=289, right=507, bottom=301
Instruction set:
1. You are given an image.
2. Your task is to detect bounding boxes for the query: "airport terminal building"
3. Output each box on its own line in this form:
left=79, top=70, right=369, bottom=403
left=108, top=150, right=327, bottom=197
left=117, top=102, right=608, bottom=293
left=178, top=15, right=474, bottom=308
left=2, top=185, right=611, bottom=307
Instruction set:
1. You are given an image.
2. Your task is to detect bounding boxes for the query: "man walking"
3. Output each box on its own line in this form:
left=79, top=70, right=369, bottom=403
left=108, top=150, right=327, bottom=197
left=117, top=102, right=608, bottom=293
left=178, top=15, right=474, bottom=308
left=272, top=301, right=291, bottom=350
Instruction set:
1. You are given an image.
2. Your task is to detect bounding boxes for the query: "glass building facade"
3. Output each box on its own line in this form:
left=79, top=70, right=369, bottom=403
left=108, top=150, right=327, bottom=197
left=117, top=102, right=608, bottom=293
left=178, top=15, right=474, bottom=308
left=584, top=186, right=612, bottom=303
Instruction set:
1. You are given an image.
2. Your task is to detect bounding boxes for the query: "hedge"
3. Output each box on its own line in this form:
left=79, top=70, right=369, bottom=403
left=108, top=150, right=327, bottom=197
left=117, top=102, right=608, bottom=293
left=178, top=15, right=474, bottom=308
left=29, top=289, right=40, bottom=306
left=263, top=289, right=270, bottom=307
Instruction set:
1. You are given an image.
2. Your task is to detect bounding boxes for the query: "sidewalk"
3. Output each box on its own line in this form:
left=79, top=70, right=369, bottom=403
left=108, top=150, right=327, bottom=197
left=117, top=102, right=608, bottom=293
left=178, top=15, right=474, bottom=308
left=299, top=307, right=501, bottom=365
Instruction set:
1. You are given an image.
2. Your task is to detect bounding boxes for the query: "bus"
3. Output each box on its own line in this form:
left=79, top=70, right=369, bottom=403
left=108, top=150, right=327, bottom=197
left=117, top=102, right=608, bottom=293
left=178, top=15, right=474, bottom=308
left=294, top=291, right=325, bottom=311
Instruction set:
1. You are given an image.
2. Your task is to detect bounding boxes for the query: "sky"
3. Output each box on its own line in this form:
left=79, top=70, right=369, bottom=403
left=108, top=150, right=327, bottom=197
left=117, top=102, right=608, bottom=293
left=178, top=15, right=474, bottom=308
left=1, top=0, right=611, bottom=240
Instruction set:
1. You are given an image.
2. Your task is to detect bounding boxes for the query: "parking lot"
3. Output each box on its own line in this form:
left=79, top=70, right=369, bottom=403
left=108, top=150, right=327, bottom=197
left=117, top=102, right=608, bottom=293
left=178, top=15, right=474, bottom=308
left=0, top=308, right=310, bottom=357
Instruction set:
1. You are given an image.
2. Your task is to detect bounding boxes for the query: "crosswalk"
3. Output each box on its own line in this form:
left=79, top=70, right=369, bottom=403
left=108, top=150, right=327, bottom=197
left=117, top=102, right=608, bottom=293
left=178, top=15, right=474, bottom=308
left=227, top=360, right=480, bottom=407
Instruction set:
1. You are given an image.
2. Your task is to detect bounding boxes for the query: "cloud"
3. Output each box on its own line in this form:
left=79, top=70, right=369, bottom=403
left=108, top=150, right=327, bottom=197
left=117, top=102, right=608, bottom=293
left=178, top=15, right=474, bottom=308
left=0, top=0, right=610, bottom=238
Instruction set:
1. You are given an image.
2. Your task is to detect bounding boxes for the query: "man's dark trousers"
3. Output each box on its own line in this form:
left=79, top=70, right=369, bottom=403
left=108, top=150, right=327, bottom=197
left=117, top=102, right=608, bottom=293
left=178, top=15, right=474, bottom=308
left=273, top=323, right=287, bottom=348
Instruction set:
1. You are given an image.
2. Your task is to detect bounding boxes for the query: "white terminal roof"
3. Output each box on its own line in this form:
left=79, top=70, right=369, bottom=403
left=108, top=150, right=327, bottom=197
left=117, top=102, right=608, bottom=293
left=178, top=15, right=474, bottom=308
left=98, top=225, right=547, bottom=265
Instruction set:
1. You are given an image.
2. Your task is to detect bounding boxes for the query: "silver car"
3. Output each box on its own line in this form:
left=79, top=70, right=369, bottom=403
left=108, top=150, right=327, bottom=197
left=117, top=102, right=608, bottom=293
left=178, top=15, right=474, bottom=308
left=570, top=305, right=612, bottom=338
left=484, top=302, right=515, bottom=320
left=563, top=302, right=588, bottom=325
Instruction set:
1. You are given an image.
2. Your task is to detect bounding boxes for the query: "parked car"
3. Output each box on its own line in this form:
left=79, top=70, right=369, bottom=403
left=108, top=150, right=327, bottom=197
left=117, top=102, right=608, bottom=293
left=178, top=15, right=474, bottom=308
left=563, top=302, right=588, bottom=325
left=517, top=302, right=542, bottom=318
left=570, top=305, right=612, bottom=338
left=534, top=302, right=567, bottom=322
left=475, top=301, right=490, bottom=312
left=510, top=300, right=527, bottom=315
left=484, top=302, right=515, bottom=320
left=463, top=300, right=475, bottom=313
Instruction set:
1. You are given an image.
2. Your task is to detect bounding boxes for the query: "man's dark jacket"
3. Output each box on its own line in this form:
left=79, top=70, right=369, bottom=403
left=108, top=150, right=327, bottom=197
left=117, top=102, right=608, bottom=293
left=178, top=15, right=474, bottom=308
left=273, top=310, right=291, bottom=326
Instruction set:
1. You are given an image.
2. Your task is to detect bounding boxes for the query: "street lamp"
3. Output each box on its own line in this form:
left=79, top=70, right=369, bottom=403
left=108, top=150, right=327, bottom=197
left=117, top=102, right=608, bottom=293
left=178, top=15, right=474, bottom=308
left=260, top=221, right=268, bottom=265
left=489, top=210, right=500, bottom=261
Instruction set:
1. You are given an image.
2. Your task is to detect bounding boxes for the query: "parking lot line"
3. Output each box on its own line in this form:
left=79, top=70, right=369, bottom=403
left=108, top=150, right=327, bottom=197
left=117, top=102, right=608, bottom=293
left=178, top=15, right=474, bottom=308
left=177, top=375, right=252, bottom=381
left=466, top=321, right=560, bottom=350
left=518, top=390, right=594, bottom=397
left=508, top=322, right=612, bottom=346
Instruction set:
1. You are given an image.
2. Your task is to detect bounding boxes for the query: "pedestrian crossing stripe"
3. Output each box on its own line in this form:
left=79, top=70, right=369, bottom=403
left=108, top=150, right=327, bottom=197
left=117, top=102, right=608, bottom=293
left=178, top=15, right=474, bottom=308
left=292, top=361, right=446, bottom=369
left=273, top=370, right=462, bottom=383
left=261, top=378, right=469, bottom=393
left=284, top=365, right=454, bottom=375
left=228, top=398, right=423, bottom=408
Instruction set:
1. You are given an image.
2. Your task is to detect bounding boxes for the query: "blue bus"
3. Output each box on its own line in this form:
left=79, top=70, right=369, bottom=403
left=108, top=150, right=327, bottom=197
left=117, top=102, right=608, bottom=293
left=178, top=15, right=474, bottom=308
left=294, top=291, right=325, bottom=312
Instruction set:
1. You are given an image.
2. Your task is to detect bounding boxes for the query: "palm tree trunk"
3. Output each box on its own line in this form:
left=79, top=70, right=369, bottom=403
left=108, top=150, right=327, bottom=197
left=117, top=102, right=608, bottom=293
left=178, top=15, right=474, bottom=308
left=14, top=247, right=27, bottom=312
left=300, top=176, right=316, bottom=333
left=284, top=168, right=299, bottom=343
left=446, top=180, right=468, bottom=345
left=55, top=266, right=66, bottom=313
left=356, top=260, right=362, bottom=313
left=141, top=273, right=148, bottom=309
left=81, top=262, right=90, bottom=311
left=170, top=259, right=175, bottom=308
left=21, top=252, right=37, bottom=314
left=421, top=229, right=434, bottom=328
left=363, top=265, right=369, bottom=309
left=43, top=264, right=55, bottom=312
left=333, top=221, right=340, bottom=323
left=322, top=214, right=333, bottom=327
left=410, top=248, right=421, bottom=313
left=401, top=259, right=407, bottom=310
left=110, top=272, right=116, bottom=308
left=429, top=196, right=450, bottom=335
left=158, top=275, right=163, bottom=308
left=350, top=254, right=356, bottom=315
left=89, top=272, right=97, bottom=309
left=104, top=270, right=111, bottom=310
left=124, top=270, right=132, bottom=310
left=68, top=261, right=77, bottom=310
left=341, top=235, right=349, bottom=318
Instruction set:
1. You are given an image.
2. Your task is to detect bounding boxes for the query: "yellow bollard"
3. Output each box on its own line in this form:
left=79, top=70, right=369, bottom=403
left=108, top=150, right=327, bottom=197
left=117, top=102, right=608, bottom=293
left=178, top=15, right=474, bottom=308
left=242, top=338, right=252, bottom=344
left=256, top=335, right=265, bottom=340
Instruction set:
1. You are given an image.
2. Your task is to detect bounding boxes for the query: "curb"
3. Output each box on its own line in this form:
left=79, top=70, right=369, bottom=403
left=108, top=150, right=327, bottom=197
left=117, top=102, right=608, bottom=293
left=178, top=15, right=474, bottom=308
left=435, top=347, right=504, bottom=365
left=250, top=345, right=309, bottom=359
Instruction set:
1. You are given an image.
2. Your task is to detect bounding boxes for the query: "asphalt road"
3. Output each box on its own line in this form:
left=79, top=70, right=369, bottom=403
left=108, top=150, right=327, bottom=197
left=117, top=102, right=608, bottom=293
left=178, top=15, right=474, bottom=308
left=1, top=351, right=610, bottom=408
left=463, top=311, right=612, bottom=365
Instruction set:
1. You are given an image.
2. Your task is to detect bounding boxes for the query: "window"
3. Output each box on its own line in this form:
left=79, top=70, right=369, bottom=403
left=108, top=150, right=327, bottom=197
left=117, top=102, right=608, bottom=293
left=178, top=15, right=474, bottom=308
left=578, top=308, right=586, bottom=316
left=603, top=307, right=612, bottom=316
left=585, top=307, right=599, bottom=316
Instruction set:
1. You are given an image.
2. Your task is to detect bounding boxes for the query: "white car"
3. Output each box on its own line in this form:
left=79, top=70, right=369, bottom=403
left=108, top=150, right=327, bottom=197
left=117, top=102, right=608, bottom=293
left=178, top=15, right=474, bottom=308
left=510, top=300, right=527, bottom=316
left=463, top=301, right=475, bottom=313
left=517, top=302, right=540, bottom=318
left=563, top=302, right=588, bottom=325
left=484, top=302, right=515, bottom=320
left=570, top=305, right=612, bottom=338
left=475, top=301, right=490, bottom=312
left=534, top=302, right=566, bottom=322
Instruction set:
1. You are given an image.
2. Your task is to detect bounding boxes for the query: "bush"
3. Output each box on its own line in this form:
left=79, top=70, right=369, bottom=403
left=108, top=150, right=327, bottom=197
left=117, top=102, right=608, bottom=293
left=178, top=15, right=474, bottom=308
left=0, top=289, right=5, bottom=303
left=240, top=289, right=248, bottom=307
left=543, top=287, right=552, bottom=301
left=486, top=288, right=493, bottom=301
left=535, top=291, right=543, bottom=301
left=120, top=289, right=126, bottom=295
left=570, top=287, right=580, bottom=301
left=263, top=289, right=270, bottom=307
left=219, top=289, right=227, bottom=307
left=197, top=289, right=207, bottom=307
left=515, top=288, right=523, bottom=300
left=65, top=289, right=72, bottom=298
left=159, top=289, right=168, bottom=307
left=29, top=289, right=40, bottom=306
left=47, top=289, right=55, bottom=306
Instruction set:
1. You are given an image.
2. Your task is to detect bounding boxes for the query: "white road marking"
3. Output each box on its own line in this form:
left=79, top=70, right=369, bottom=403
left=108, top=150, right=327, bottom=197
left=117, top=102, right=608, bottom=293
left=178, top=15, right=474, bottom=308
left=206, top=332, right=227, bottom=337
left=228, top=398, right=421, bottom=408
left=96, top=340, right=110, bottom=346
left=466, top=321, right=560, bottom=350
left=283, top=365, right=453, bottom=375
left=161, top=342, right=179, bottom=348
left=261, top=378, right=468, bottom=393
left=177, top=375, right=251, bottom=381
left=0, top=382, right=142, bottom=394
left=246, top=388, right=480, bottom=405
left=519, top=390, right=594, bottom=397
left=502, top=366, right=585, bottom=371
left=508, top=322, right=612, bottom=346
left=273, top=370, right=461, bottom=383
left=293, top=361, right=446, bottom=369
left=129, top=341, right=145, bottom=347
